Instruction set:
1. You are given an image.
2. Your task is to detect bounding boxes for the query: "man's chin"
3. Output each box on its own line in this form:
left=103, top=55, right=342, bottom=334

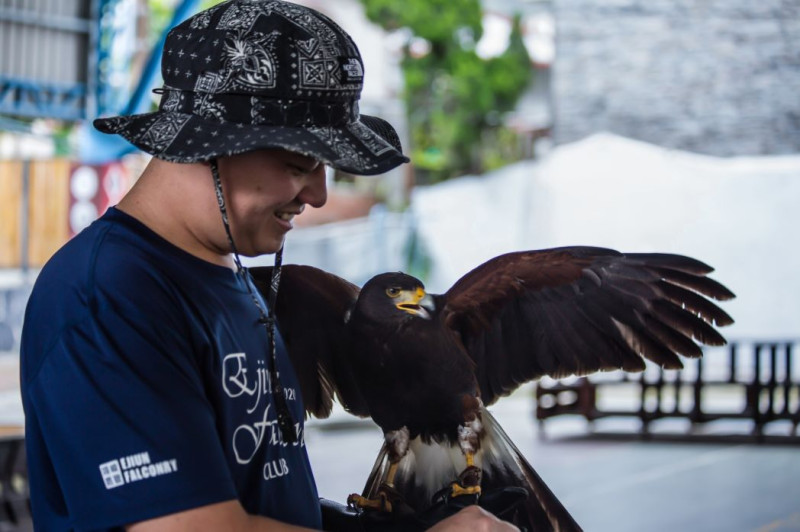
left=254, top=237, right=287, bottom=257
left=233, top=233, right=287, bottom=258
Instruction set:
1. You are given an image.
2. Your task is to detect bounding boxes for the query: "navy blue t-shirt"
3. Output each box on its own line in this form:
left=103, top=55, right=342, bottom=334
left=20, top=207, right=322, bottom=531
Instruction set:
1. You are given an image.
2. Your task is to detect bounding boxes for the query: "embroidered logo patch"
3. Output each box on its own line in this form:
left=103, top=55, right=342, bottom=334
left=340, top=57, right=363, bottom=83
left=99, top=451, right=178, bottom=490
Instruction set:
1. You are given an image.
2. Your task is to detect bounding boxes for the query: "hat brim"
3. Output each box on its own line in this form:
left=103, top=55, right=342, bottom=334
left=93, top=111, right=409, bottom=176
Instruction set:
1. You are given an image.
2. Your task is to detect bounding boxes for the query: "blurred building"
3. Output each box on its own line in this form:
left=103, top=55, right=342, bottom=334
left=552, top=0, right=800, bottom=156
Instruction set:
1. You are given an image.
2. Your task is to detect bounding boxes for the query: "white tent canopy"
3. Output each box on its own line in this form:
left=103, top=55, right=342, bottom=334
left=411, top=133, right=800, bottom=340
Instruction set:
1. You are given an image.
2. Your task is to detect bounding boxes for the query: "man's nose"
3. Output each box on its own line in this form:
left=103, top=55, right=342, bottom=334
left=298, top=165, right=328, bottom=208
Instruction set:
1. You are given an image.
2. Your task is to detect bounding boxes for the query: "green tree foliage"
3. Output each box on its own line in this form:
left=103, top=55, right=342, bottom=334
left=360, top=0, right=533, bottom=182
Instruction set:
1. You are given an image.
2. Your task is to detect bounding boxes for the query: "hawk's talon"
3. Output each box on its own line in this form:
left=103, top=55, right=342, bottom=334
left=450, top=481, right=482, bottom=498
left=348, top=483, right=406, bottom=513
left=449, top=463, right=482, bottom=499
left=347, top=492, right=393, bottom=513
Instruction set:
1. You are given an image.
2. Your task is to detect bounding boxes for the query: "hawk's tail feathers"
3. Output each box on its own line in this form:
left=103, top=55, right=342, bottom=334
left=480, top=408, right=583, bottom=532
left=358, top=409, right=583, bottom=531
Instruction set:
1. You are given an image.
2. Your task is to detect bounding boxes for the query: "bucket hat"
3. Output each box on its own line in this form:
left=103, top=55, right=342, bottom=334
left=94, top=0, right=409, bottom=176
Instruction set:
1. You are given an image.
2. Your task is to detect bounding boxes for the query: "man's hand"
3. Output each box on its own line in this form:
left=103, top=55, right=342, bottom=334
left=426, top=505, right=519, bottom=532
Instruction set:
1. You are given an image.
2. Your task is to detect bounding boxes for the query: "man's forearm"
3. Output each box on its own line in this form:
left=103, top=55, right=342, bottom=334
left=126, top=499, right=317, bottom=532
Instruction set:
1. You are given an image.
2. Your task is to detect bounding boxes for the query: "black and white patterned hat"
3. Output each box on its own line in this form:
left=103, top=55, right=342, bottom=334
left=94, top=0, right=409, bottom=176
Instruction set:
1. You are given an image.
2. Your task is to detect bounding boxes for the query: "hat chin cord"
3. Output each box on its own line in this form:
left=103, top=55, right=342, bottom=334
left=210, top=158, right=298, bottom=444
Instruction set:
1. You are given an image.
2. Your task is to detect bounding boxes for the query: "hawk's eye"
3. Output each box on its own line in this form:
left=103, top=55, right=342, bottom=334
left=386, top=287, right=401, bottom=298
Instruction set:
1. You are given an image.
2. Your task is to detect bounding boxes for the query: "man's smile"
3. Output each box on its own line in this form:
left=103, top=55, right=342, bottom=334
left=274, top=206, right=305, bottom=228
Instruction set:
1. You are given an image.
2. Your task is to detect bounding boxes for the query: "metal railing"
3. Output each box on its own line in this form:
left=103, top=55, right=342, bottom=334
left=535, top=340, right=800, bottom=442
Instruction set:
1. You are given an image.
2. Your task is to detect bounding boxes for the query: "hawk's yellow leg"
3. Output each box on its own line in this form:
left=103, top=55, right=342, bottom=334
left=450, top=452, right=482, bottom=497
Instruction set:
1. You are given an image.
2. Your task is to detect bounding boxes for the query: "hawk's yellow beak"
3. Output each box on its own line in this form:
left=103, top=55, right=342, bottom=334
left=396, top=288, right=434, bottom=319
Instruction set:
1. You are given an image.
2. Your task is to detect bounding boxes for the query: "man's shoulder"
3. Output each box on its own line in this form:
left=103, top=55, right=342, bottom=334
left=32, top=211, right=153, bottom=300
left=23, top=212, right=172, bottom=348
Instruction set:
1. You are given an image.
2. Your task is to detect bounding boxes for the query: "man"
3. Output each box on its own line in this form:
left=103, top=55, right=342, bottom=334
left=20, top=1, right=518, bottom=530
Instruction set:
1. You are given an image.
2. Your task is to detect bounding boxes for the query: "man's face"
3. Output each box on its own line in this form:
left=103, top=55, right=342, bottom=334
left=216, top=148, right=328, bottom=255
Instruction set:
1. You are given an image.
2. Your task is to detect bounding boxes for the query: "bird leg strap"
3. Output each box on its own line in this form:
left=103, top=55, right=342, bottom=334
left=451, top=413, right=484, bottom=498
left=450, top=452, right=482, bottom=498
left=348, top=427, right=412, bottom=513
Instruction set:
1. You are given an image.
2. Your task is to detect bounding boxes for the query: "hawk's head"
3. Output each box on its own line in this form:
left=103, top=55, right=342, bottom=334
left=356, top=272, right=435, bottom=321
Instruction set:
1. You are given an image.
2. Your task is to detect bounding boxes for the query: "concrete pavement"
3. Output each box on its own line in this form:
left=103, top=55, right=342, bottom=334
left=305, top=387, right=800, bottom=532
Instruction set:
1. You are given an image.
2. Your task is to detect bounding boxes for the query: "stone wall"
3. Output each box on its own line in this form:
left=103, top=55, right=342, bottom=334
left=551, top=0, right=800, bottom=155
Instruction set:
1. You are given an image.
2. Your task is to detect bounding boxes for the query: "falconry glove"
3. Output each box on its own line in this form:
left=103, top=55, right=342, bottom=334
left=320, top=487, right=529, bottom=532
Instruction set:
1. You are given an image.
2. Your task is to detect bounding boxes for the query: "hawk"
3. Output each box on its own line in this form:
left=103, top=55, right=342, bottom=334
left=250, top=246, right=734, bottom=531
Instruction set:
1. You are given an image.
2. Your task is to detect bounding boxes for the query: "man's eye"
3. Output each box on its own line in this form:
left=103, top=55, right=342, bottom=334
left=289, top=164, right=311, bottom=175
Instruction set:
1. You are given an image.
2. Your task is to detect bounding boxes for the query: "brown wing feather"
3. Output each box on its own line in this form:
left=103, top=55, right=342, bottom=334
left=250, top=265, right=370, bottom=419
left=439, top=246, right=735, bottom=405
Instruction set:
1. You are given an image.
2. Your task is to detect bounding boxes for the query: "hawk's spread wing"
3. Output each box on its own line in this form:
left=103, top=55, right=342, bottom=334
left=250, top=265, right=370, bottom=419
left=439, top=246, right=735, bottom=406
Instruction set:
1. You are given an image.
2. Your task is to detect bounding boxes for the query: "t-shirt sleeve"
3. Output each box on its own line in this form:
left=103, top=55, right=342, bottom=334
left=25, top=275, right=238, bottom=530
